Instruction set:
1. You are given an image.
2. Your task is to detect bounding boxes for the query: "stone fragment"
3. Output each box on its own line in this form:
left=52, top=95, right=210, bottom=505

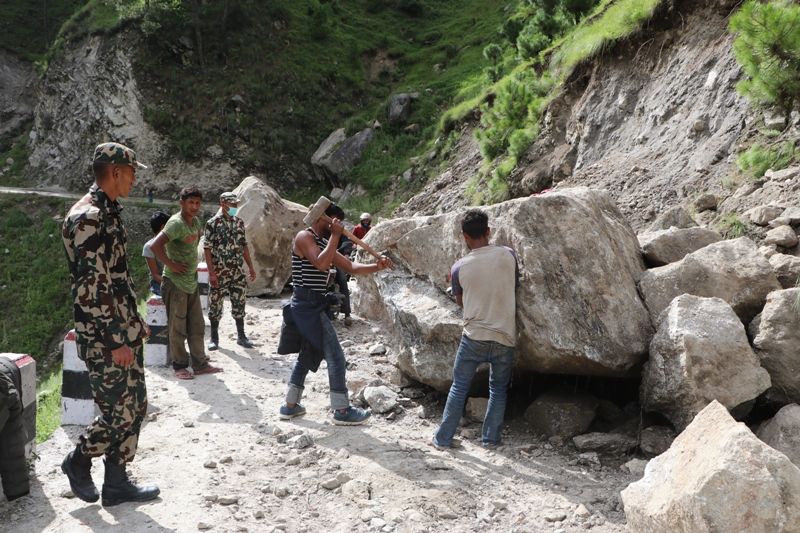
left=764, top=225, right=799, bottom=248
left=524, top=386, right=599, bottom=438
left=782, top=206, right=800, bottom=225
left=219, top=495, right=239, bottom=505
left=572, top=432, right=637, bottom=453
left=748, top=205, right=785, bottom=226
left=757, top=404, right=800, bottom=467
left=638, top=227, right=722, bottom=266
left=311, top=128, right=374, bottom=190
left=321, top=477, right=341, bottom=490
left=388, top=93, right=412, bottom=124
left=203, top=460, right=217, bottom=469
left=287, top=434, right=314, bottom=449
left=692, top=193, right=717, bottom=212
left=642, top=295, right=770, bottom=431
left=621, top=458, right=648, bottom=477
left=765, top=167, right=800, bottom=182
left=644, top=206, right=697, bottom=232
left=639, top=426, right=675, bottom=456
left=363, top=385, right=398, bottom=414
left=369, top=344, right=387, bottom=355
left=621, top=401, right=800, bottom=533
left=769, top=254, right=800, bottom=289
left=198, top=523, right=213, bottom=530
left=575, top=504, right=591, bottom=518
left=749, top=288, right=800, bottom=404
left=466, top=397, right=488, bottom=422
left=637, top=237, right=781, bottom=325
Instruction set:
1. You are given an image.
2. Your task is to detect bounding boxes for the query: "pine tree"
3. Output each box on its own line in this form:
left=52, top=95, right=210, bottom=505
left=730, top=0, right=800, bottom=115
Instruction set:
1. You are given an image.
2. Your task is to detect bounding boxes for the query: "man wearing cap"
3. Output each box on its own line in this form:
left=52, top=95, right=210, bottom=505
left=61, top=142, right=160, bottom=506
left=352, top=212, right=372, bottom=241
left=203, top=192, right=257, bottom=350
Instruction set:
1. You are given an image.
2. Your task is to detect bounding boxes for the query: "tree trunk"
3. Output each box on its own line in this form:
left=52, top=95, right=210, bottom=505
left=191, top=0, right=207, bottom=82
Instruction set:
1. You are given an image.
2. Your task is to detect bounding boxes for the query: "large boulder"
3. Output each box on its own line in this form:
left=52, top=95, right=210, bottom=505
left=524, top=386, right=599, bottom=438
left=749, top=288, right=800, bottom=404
left=638, top=226, right=722, bottom=266
left=621, top=401, right=800, bottom=533
left=229, top=177, right=308, bottom=296
left=311, top=128, right=374, bottom=190
left=387, top=93, right=413, bottom=125
left=637, top=237, right=781, bottom=325
left=641, top=295, right=771, bottom=431
left=757, top=404, right=800, bottom=468
left=355, top=188, right=653, bottom=390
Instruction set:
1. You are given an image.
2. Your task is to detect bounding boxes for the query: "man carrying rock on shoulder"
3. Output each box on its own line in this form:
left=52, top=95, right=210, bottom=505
left=61, top=142, right=160, bottom=506
left=432, top=208, right=520, bottom=449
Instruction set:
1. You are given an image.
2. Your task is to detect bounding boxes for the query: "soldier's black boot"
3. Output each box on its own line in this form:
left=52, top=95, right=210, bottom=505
left=61, top=444, right=99, bottom=503
left=208, top=319, right=219, bottom=351
left=235, top=318, right=254, bottom=348
left=101, top=459, right=160, bottom=507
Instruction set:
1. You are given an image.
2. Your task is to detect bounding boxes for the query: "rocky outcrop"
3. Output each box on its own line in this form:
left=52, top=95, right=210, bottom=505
left=637, top=237, right=781, bottom=325
left=228, top=176, right=307, bottom=296
left=641, top=295, right=770, bottom=431
left=0, top=49, right=35, bottom=139
left=26, top=31, right=242, bottom=197
left=622, top=401, right=800, bottom=533
left=356, top=188, right=653, bottom=390
left=310, top=128, right=374, bottom=191
left=749, top=288, right=800, bottom=405
left=638, top=226, right=722, bottom=266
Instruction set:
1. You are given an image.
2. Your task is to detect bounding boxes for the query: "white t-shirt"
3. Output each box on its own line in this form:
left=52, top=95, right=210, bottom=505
left=450, top=245, right=519, bottom=347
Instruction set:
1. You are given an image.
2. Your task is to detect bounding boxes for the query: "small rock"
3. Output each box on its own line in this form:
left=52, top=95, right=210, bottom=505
left=62, top=490, right=75, bottom=498
left=219, top=456, right=233, bottom=464
left=254, top=510, right=265, bottom=519
left=575, top=504, right=591, bottom=518
left=545, top=512, right=567, bottom=522
left=204, top=494, right=218, bottom=502
left=461, top=428, right=478, bottom=440
left=219, top=495, right=239, bottom=505
left=183, top=420, right=195, bottom=428
left=336, top=448, right=350, bottom=459
left=287, top=434, right=314, bottom=449
left=273, top=486, right=290, bottom=497
left=621, top=458, right=648, bottom=477
left=198, top=522, right=213, bottom=530
left=204, top=460, right=217, bottom=469
left=321, top=478, right=341, bottom=490
left=369, top=344, right=387, bottom=355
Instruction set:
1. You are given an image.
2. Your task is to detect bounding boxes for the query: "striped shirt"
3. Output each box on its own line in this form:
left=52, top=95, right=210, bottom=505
left=292, top=228, right=332, bottom=294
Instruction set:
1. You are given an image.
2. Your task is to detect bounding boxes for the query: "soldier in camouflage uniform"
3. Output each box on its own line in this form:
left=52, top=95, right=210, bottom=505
left=204, top=192, right=257, bottom=350
left=60, top=142, right=160, bottom=507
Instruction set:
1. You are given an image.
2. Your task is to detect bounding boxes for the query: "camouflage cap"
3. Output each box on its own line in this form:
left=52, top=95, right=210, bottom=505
left=220, top=192, right=239, bottom=203
left=93, top=142, right=147, bottom=169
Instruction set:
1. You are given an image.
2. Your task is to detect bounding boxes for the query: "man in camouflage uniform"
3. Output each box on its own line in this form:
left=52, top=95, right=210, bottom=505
left=204, top=192, right=257, bottom=350
left=61, top=142, right=160, bottom=506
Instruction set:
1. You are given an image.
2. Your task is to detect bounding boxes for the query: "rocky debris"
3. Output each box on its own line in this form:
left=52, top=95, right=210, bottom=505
left=769, top=254, right=800, bottom=289
left=466, top=397, right=488, bottom=422
left=369, top=343, right=387, bottom=355
left=692, top=193, right=717, bottom=213
left=638, top=426, right=675, bottom=456
left=637, top=237, right=781, bottom=325
left=637, top=227, right=722, bottom=266
left=764, top=225, right=799, bottom=248
left=642, top=295, right=770, bottom=431
left=362, top=385, right=398, bottom=414
left=757, top=404, right=800, bottom=468
left=765, top=167, right=800, bottom=182
left=573, top=433, right=637, bottom=454
left=359, top=188, right=653, bottom=390
left=622, top=401, right=800, bottom=533
left=644, top=206, right=698, bottom=232
left=524, top=386, right=599, bottom=438
left=749, top=288, right=800, bottom=404
left=621, top=458, right=648, bottom=477
left=286, top=433, right=314, bottom=449
left=747, top=205, right=785, bottom=226
left=311, top=127, right=374, bottom=190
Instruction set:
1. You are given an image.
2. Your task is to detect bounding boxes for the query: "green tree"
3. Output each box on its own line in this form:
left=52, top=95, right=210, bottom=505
left=730, top=0, right=800, bottom=115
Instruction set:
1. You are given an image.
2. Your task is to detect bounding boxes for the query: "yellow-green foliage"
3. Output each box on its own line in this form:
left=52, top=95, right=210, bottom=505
left=550, top=0, right=664, bottom=77
left=737, top=141, right=796, bottom=178
left=716, top=213, right=746, bottom=240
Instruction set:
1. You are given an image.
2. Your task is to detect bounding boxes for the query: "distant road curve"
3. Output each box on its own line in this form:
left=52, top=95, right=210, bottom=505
left=0, top=186, right=173, bottom=206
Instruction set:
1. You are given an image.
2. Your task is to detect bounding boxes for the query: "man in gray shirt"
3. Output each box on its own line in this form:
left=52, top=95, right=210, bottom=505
left=432, top=208, right=519, bottom=449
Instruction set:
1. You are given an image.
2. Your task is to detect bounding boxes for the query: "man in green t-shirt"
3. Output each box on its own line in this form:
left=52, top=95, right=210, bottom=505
left=150, top=187, right=223, bottom=380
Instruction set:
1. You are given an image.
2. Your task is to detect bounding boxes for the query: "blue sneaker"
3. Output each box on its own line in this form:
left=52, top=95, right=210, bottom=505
left=279, top=404, right=306, bottom=420
left=332, top=406, right=371, bottom=426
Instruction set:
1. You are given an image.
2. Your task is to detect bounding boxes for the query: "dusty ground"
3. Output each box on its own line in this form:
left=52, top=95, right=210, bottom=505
left=1, top=295, right=638, bottom=533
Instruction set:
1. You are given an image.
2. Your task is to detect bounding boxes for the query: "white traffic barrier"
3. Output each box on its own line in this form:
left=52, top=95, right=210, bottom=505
left=145, top=296, right=170, bottom=366
left=198, top=261, right=209, bottom=310
left=61, top=330, right=98, bottom=426
left=0, top=352, right=37, bottom=457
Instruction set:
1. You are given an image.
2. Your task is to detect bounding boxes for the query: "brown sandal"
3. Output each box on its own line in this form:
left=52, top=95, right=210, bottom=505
left=173, top=368, right=194, bottom=380
left=194, top=365, right=223, bottom=375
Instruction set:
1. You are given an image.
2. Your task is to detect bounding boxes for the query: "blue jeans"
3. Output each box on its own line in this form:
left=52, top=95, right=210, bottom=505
left=434, top=336, right=514, bottom=447
left=285, top=310, right=349, bottom=410
left=150, top=279, right=162, bottom=297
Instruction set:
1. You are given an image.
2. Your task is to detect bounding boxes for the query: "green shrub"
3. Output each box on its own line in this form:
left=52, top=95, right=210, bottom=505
left=716, top=213, right=746, bottom=240
left=737, top=141, right=796, bottom=178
